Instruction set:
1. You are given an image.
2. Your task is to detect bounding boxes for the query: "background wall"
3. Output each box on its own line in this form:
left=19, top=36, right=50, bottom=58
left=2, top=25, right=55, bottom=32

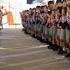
left=0, top=0, right=56, bottom=28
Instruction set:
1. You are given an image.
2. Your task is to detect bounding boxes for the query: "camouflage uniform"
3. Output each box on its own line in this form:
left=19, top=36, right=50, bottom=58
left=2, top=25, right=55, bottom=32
left=0, top=10, right=3, bottom=30
left=61, top=16, right=67, bottom=43
left=66, top=15, right=70, bottom=47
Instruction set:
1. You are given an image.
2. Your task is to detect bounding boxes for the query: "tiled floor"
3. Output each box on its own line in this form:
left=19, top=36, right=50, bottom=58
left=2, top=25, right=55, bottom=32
left=0, top=29, right=70, bottom=70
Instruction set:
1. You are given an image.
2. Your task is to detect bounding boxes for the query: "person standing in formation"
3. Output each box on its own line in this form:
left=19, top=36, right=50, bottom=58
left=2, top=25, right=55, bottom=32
left=0, top=6, right=7, bottom=30
left=0, top=9, right=3, bottom=30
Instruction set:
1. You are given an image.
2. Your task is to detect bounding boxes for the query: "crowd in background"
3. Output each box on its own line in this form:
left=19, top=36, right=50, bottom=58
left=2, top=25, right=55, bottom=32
left=20, top=0, right=70, bottom=57
left=0, top=6, right=3, bottom=30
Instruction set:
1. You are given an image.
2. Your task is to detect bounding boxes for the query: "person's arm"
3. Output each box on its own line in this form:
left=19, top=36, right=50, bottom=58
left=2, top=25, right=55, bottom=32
left=2, top=9, right=8, bottom=16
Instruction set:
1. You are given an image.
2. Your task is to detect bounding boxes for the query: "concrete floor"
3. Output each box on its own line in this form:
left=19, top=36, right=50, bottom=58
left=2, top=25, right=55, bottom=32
left=0, top=29, right=70, bottom=70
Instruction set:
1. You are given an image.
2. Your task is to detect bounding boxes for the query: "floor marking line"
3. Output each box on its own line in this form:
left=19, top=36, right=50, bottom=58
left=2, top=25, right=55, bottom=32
left=0, top=45, right=49, bottom=51
left=0, top=49, right=48, bottom=59
left=5, top=57, right=65, bottom=67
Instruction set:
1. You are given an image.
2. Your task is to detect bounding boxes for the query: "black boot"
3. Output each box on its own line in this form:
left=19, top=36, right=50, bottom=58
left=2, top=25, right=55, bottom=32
left=57, top=48, right=66, bottom=55
left=65, top=53, right=70, bottom=58
left=47, top=42, right=53, bottom=49
left=52, top=44, right=59, bottom=51
left=22, top=28, right=25, bottom=31
left=48, top=45, right=53, bottom=49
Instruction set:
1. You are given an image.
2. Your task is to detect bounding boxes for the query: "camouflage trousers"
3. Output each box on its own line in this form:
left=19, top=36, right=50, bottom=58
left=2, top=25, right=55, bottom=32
left=0, top=23, right=3, bottom=29
left=66, top=29, right=70, bottom=44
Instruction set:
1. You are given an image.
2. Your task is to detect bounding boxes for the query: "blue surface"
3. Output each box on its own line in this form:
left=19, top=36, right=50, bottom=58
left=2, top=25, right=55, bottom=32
left=0, top=0, right=3, bottom=3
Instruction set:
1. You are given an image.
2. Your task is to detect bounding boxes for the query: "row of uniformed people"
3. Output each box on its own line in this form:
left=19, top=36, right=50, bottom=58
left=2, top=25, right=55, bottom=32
left=0, top=7, right=8, bottom=30
left=0, top=9, right=3, bottom=30
left=20, top=1, right=70, bottom=57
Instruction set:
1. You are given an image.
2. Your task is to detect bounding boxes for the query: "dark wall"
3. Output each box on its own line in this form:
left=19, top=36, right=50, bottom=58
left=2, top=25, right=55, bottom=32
left=56, top=0, right=64, bottom=3
left=27, top=0, right=35, bottom=4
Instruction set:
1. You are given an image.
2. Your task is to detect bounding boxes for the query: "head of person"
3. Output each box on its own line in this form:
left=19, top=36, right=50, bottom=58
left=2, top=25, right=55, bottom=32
left=48, top=1, right=54, bottom=10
